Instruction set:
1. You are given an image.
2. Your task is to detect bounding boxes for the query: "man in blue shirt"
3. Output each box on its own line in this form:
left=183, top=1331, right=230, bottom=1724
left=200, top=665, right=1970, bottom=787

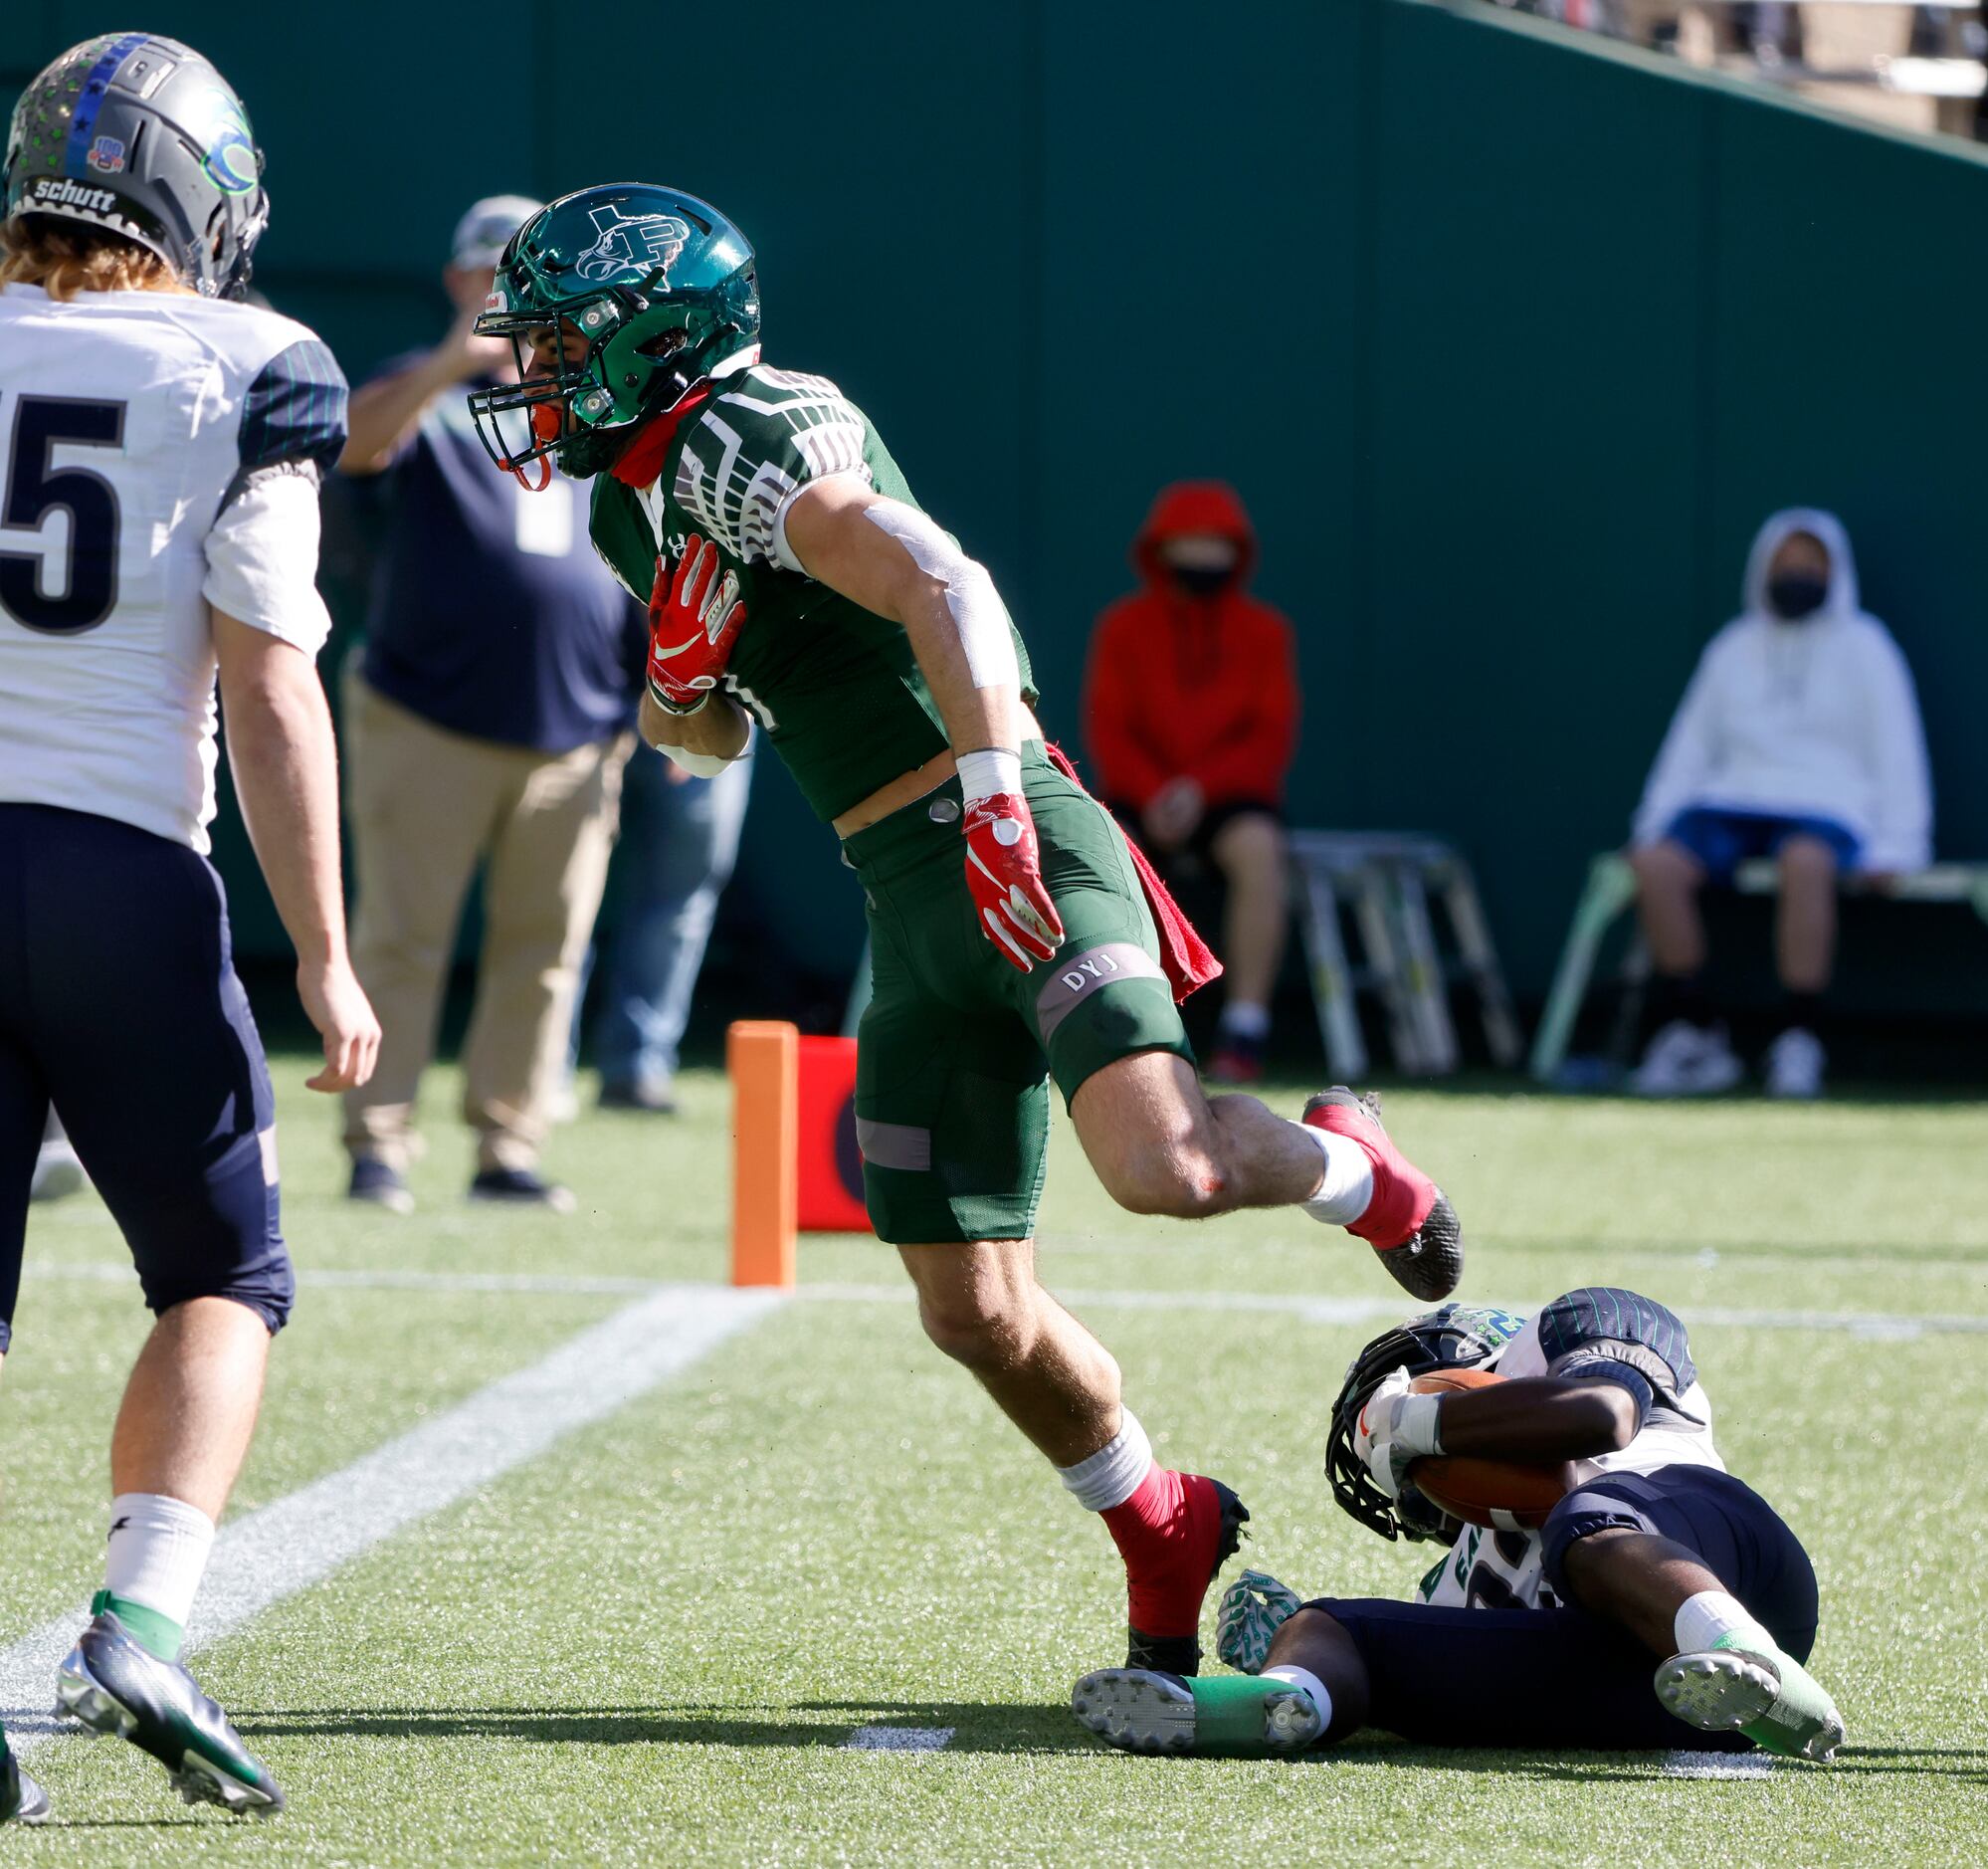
left=337, top=196, right=646, bottom=1211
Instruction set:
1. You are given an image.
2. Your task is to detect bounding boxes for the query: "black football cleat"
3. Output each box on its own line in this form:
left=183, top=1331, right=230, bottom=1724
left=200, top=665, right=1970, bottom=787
left=1, top=1748, right=51, bottom=1825
left=1301, top=1089, right=1464, bottom=1302
left=1123, top=1479, right=1251, bottom=1677
left=55, top=1611, right=284, bottom=1816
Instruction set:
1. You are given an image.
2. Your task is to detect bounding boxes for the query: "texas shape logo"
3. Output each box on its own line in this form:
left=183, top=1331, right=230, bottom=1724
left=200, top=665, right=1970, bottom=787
left=575, top=206, right=690, bottom=282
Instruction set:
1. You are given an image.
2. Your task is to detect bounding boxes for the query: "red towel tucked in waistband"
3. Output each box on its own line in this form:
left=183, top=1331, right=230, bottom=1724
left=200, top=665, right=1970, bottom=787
left=1045, top=742, right=1221, bottom=1004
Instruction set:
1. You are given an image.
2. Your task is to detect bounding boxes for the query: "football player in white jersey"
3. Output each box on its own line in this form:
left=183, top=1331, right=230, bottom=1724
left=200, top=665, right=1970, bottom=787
left=0, top=33, right=378, bottom=1820
left=1073, top=1290, right=1847, bottom=1765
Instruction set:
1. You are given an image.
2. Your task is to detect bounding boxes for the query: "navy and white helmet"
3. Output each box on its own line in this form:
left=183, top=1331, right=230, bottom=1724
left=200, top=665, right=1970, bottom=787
left=1326, top=1303, right=1529, bottom=1543
left=4, top=33, right=269, bottom=299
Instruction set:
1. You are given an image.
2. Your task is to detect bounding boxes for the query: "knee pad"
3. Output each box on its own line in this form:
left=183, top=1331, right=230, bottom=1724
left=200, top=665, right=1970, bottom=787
left=1540, top=1482, right=1663, bottom=1600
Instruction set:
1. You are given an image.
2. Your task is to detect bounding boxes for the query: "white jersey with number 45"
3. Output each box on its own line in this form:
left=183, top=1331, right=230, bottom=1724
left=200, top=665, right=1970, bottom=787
left=0, top=284, right=347, bottom=853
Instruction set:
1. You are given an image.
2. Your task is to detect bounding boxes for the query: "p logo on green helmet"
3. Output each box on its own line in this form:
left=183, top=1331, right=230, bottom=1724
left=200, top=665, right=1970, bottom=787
left=468, top=182, right=761, bottom=486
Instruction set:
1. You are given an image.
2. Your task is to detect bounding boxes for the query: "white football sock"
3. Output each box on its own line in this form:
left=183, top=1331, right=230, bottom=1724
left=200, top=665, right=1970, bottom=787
left=104, top=1493, right=215, bottom=1629
left=1674, top=1588, right=1774, bottom=1656
left=1218, top=1000, right=1270, bottom=1040
left=1291, top=1122, right=1375, bottom=1226
left=1057, top=1408, right=1154, bottom=1513
left=1262, top=1664, right=1333, bottom=1727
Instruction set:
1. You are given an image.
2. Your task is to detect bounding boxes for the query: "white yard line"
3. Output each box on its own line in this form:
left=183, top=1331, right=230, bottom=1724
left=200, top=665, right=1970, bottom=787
left=1662, top=1750, right=1779, bottom=1778
left=26, top=1261, right=1988, bottom=1338
left=0, top=1283, right=782, bottom=1745
left=844, top=1726, right=954, bottom=1754
left=794, top=1281, right=1988, bottom=1341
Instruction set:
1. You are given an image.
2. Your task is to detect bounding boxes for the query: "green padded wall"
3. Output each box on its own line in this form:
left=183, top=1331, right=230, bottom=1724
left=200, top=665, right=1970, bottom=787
left=5, top=0, right=1984, bottom=1010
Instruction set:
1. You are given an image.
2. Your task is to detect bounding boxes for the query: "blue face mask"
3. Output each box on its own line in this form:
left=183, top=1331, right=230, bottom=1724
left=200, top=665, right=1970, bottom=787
left=1766, top=571, right=1829, bottom=621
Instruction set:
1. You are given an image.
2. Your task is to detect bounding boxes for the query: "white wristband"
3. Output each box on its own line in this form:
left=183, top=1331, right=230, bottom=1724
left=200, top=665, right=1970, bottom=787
left=956, top=747, right=1022, bottom=806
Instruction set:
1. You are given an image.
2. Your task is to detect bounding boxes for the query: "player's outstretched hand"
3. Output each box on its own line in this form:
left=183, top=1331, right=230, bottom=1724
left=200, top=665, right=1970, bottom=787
left=964, top=791, right=1064, bottom=972
left=299, top=959, right=382, bottom=1093
left=648, top=533, right=747, bottom=714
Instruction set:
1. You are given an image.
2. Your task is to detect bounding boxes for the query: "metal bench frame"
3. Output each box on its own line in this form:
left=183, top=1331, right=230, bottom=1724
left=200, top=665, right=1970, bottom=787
left=1528, top=853, right=1988, bottom=1081
left=1290, top=831, right=1521, bottom=1080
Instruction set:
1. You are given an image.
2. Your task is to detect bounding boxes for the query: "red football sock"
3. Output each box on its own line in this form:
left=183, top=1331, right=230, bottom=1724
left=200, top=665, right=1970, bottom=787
left=1100, top=1467, right=1221, bottom=1637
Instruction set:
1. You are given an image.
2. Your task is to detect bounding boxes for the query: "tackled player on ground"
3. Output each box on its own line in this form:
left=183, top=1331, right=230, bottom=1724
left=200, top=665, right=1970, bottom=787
left=469, top=183, right=1467, bottom=1677
left=1073, top=1288, right=1846, bottom=1763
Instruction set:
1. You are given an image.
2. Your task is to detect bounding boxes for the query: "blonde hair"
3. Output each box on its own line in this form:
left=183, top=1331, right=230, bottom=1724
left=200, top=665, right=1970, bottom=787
left=0, top=216, right=181, bottom=300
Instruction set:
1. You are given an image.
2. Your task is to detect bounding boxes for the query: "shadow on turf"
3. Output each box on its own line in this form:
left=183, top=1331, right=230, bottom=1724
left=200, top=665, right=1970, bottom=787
left=235, top=1701, right=1096, bottom=1755
left=1365, top=1745, right=1988, bottom=1782
left=224, top=1709, right=1988, bottom=1777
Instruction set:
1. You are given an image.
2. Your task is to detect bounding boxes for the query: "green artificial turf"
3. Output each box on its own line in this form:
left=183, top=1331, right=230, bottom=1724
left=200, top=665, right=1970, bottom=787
left=6, top=1060, right=1985, bottom=1863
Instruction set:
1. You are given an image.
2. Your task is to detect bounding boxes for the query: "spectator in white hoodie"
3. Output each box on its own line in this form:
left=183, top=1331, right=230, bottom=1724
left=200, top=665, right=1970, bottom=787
left=1628, top=508, right=1932, bottom=1100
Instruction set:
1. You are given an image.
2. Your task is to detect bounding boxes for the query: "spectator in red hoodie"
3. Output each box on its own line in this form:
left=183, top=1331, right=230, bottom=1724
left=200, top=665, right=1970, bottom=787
left=1085, top=482, right=1299, bottom=1083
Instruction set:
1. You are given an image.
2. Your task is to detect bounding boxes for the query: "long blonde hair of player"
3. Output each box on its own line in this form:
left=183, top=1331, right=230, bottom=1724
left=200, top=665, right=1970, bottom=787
left=0, top=218, right=182, bottom=300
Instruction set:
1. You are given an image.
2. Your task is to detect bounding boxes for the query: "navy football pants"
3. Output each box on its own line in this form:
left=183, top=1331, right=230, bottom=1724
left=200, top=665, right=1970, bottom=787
left=1305, top=1466, right=1819, bottom=1749
left=0, top=805, right=294, bottom=1352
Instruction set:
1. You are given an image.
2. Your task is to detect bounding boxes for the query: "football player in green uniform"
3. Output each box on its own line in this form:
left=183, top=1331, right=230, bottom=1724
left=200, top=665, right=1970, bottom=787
left=473, top=184, right=1468, bottom=1673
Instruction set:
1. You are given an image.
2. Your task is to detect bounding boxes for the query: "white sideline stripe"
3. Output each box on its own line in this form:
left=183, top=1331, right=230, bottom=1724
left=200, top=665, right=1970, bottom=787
left=793, top=1281, right=1988, bottom=1342
left=1663, top=1750, right=1779, bottom=1778
left=23, top=1262, right=664, bottom=1297
left=844, top=1725, right=954, bottom=1754
left=0, top=1283, right=782, bottom=1747
left=25, top=1262, right=1988, bottom=1339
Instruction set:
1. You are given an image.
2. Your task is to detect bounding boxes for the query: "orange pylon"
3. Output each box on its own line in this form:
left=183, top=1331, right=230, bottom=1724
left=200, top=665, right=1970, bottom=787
left=728, top=1020, right=798, bottom=1288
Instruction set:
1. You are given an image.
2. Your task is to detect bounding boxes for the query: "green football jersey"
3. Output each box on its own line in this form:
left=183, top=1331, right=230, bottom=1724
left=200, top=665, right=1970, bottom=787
left=589, top=364, right=1038, bottom=823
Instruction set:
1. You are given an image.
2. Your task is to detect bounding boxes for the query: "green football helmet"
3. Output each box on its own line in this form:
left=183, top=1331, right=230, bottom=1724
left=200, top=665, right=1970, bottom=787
left=470, top=182, right=759, bottom=482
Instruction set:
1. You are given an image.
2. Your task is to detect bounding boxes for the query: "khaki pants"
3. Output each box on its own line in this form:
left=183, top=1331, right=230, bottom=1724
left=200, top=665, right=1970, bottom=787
left=341, top=671, right=632, bottom=1174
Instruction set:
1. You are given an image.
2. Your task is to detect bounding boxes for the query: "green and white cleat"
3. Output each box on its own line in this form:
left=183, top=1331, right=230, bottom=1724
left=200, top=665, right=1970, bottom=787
left=1654, top=1640, right=1845, bottom=1763
left=55, top=1610, right=285, bottom=1815
left=1072, top=1668, right=1325, bottom=1758
left=1215, top=1568, right=1303, bottom=1676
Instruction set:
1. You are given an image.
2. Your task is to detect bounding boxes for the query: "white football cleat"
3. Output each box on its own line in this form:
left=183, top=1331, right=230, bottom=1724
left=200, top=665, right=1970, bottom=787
left=1655, top=1644, right=1846, bottom=1763
left=1633, top=1021, right=1743, bottom=1098
left=1764, top=1028, right=1825, bottom=1101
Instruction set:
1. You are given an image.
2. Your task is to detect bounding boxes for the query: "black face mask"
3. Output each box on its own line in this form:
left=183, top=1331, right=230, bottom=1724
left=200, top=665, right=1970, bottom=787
left=1766, top=571, right=1829, bottom=621
left=1170, top=564, right=1233, bottom=598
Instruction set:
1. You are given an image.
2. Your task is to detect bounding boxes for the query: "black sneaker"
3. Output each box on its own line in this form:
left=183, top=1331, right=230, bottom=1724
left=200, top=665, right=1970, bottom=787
left=469, top=1166, right=576, bottom=1214
left=347, top=1156, right=414, bottom=1215
left=55, top=1610, right=283, bottom=1816
left=1, top=1748, right=50, bottom=1825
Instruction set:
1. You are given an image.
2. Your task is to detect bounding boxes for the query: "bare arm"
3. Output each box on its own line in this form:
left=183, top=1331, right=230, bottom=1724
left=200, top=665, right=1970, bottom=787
left=639, top=688, right=751, bottom=761
left=214, top=611, right=380, bottom=1091
left=780, top=476, right=1022, bottom=758
left=1436, top=1376, right=1641, bottom=1462
left=339, top=306, right=510, bottom=477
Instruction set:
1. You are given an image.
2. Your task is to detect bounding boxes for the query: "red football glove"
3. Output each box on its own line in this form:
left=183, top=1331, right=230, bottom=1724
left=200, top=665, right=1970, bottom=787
left=963, top=791, right=1065, bottom=971
left=647, top=532, right=745, bottom=714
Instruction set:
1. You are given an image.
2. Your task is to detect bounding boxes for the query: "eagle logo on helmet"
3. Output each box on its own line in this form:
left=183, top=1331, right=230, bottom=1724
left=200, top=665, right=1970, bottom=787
left=575, top=206, right=691, bottom=283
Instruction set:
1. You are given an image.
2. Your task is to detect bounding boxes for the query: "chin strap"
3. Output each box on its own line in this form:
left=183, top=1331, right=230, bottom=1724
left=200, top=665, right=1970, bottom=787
left=502, top=454, right=552, bottom=493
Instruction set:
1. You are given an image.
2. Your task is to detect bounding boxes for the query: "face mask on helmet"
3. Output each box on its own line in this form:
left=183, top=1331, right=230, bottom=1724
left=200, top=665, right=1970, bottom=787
left=1325, top=1303, right=1529, bottom=1543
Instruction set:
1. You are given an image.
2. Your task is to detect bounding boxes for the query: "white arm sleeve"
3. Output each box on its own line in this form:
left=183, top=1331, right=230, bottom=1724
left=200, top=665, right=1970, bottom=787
left=202, top=468, right=333, bottom=656
left=858, top=502, right=1021, bottom=692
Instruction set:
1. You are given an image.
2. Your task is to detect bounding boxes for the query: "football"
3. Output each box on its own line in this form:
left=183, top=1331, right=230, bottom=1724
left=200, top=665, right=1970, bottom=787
left=1405, top=1369, right=1574, bottom=1531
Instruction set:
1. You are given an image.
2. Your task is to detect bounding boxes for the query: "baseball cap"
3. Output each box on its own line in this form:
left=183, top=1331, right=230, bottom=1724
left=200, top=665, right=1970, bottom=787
left=450, top=194, right=542, bottom=270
